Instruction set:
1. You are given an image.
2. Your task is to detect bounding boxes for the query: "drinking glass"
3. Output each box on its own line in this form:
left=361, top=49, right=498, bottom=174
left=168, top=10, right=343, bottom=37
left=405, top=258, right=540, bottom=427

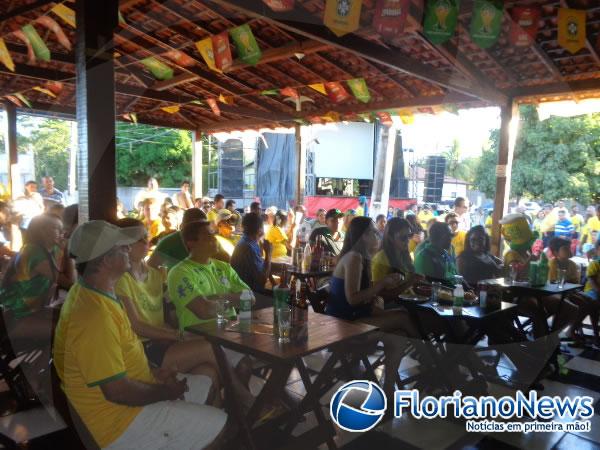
left=277, top=307, right=292, bottom=344
left=558, top=269, right=567, bottom=289
left=431, top=281, right=442, bottom=306
left=215, top=299, right=230, bottom=325
left=509, top=264, right=518, bottom=285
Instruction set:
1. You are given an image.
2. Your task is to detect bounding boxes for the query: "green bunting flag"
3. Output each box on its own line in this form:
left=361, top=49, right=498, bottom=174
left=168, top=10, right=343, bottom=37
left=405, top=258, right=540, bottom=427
left=141, top=57, right=174, bottom=80
left=22, top=24, right=51, bottom=61
left=229, top=24, right=262, bottom=65
left=470, top=0, right=503, bottom=49
left=346, top=78, right=371, bottom=103
left=423, top=0, right=459, bottom=44
left=15, top=93, right=32, bottom=108
left=261, top=89, right=279, bottom=96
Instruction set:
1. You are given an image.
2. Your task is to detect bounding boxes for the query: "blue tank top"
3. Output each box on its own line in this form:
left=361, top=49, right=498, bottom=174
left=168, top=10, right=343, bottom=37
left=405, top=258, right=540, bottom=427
left=325, top=276, right=372, bottom=320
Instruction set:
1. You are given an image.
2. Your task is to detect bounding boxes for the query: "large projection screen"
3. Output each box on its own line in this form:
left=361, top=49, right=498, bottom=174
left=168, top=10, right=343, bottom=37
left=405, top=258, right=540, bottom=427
left=311, top=122, right=374, bottom=180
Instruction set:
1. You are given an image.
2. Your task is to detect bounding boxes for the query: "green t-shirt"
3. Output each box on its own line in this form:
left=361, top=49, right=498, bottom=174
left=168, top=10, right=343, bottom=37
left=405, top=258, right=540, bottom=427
left=414, top=242, right=457, bottom=284
left=167, top=257, right=249, bottom=331
left=152, top=231, right=188, bottom=270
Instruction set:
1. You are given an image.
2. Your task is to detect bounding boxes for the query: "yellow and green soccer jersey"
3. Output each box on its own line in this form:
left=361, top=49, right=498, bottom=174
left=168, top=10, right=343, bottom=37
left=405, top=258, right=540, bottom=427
left=585, top=260, right=600, bottom=293
left=167, top=258, right=249, bottom=331
left=53, top=282, right=155, bottom=448
left=115, top=267, right=166, bottom=331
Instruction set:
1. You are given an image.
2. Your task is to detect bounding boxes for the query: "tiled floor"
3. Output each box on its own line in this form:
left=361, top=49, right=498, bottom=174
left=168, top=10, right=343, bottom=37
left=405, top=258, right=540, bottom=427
left=4, top=322, right=600, bottom=450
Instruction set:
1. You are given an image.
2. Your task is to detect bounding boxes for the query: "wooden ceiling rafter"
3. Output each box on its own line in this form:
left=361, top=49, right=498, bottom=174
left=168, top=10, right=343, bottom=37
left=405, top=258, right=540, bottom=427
left=122, top=2, right=295, bottom=114
left=0, top=0, right=55, bottom=22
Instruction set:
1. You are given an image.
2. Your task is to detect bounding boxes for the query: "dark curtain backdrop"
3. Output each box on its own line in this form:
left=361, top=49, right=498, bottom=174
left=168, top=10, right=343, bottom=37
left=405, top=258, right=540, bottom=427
left=256, top=133, right=297, bottom=209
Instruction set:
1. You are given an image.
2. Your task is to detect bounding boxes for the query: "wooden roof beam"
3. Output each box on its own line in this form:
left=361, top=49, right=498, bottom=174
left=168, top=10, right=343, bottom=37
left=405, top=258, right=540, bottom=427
left=207, top=0, right=508, bottom=105
left=0, top=0, right=56, bottom=22
left=510, top=79, right=600, bottom=99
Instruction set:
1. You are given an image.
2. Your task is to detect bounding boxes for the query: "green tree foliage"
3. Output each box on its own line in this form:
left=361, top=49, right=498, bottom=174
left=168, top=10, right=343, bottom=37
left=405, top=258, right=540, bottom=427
left=116, top=122, right=192, bottom=187
left=17, top=116, right=71, bottom=190
left=443, top=138, right=478, bottom=184
left=473, top=105, right=600, bottom=204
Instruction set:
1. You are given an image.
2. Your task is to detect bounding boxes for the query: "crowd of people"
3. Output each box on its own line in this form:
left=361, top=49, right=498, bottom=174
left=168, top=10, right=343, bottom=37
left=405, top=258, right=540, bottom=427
left=1, top=175, right=600, bottom=448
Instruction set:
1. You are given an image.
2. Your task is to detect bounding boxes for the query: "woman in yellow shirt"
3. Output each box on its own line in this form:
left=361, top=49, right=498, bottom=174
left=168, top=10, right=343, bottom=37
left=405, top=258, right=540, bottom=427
left=445, top=213, right=467, bottom=256
left=114, top=218, right=222, bottom=389
left=265, top=210, right=290, bottom=258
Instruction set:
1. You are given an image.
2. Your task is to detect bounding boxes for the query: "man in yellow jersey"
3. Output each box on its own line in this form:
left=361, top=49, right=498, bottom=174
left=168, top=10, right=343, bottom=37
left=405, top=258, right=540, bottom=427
left=417, top=204, right=435, bottom=230
left=54, top=221, right=227, bottom=449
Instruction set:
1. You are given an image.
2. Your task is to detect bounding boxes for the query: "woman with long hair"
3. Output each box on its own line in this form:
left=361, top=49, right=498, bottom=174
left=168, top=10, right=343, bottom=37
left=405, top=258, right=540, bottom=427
left=327, top=216, right=418, bottom=397
left=457, top=225, right=503, bottom=285
left=372, top=218, right=421, bottom=291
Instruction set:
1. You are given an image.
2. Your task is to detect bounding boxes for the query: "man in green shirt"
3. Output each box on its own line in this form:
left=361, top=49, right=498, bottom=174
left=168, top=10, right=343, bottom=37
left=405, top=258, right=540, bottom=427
left=414, top=222, right=457, bottom=284
left=167, top=221, right=250, bottom=332
left=148, top=208, right=206, bottom=270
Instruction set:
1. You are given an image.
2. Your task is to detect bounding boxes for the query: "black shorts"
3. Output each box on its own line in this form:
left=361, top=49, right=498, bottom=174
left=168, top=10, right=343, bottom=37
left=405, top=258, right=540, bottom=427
left=142, top=340, right=172, bottom=367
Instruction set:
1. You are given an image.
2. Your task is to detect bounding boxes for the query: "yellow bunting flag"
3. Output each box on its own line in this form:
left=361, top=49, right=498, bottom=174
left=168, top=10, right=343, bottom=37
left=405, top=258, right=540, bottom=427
left=558, top=8, right=586, bottom=54
left=398, top=109, right=414, bottom=124
left=33, top=86, right=57, bottom=98
left=195, top=38, right=220, bottom=72
left=218, top=94, right=234, bottom=104
left=308, top=83, right=327, bottom=95
left=51, top=4, right=76, bottom=28
left=15, top=93, right=31, bottom=108
left=0, top=38, right=15, bottom=72
left=161, top=105, right=180, bottom=114
left=130, top=113, right=138, bottom=124
left=324, top=0, right=363, bottom=37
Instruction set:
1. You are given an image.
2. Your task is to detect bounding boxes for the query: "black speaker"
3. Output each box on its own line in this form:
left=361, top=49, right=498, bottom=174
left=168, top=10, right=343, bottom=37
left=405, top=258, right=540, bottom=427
left=423, top=156, right=446, bottom=203
left=219, top=139, right=244, bottom=198
left=389, top=131, right=408, bottom=198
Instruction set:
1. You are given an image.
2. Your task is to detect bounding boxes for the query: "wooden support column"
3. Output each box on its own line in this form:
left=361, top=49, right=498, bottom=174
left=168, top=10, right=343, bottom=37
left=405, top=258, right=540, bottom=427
left=491, top=101, right=519, bottom=256
left=75, top=0, right=118, bottom=222
left=294, top=124, right=305, bottom=207
left=192, top=131, right=203, bottom=200
left=2, top=102, right=17, bottom=199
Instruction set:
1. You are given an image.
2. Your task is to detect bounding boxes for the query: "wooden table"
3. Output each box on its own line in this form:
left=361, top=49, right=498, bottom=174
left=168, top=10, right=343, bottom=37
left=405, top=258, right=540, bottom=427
left=480, top=278, right=583, bottom=298
left=186, top=309, right=378, bottom=450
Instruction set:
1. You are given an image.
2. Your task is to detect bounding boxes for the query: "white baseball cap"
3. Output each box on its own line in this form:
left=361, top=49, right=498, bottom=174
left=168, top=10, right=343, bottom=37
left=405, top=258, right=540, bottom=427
left=69, top=220, right=144, bottom=264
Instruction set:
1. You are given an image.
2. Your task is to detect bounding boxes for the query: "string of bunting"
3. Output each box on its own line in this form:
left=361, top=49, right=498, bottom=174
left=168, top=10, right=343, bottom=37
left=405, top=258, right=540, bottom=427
left=261, top=0, right=589, bottom=54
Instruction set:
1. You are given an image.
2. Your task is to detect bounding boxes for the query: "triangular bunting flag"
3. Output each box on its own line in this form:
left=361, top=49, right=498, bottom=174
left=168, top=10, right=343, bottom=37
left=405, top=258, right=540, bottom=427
left=230, top=24, right=262, bottom=66
left=218, top=94, right=234, bottom=104
left=163, top=50, right=195, bottom=67
left=190, top=100, right=204, bottom=105
left=373, top=0, right=410, bottom=38
left=308, top=83, right=327, bottom=95
left=118, top=11, right=126, bottom=25
left=130, top=113, right=138, bottom=124
left=423, top=0, right=460, bottom=44
left=161, top=105, right=180, bottom=114
left=22, top=24, right=51, bottom=62
left=212, top=32, right=233, bottom=72
left=262, top=0, right=295, bottom=12
left=0, top=38, right=15, bottom=72
left=377, top=111, right=393, bottom=126
left=397, top=109, right=414, bottom=124
left=195, top=38, right=220, bottom=72
left=5, top=95, right=23, bottom=107
left=15, top=93, right=32, bottom=108
left=207, top=98, right=221, bottom=116
left=13, top=30, right=35, bottom=64
left=323, top=111, right=340, bottom=122
left=509, top=6, right=541, bottom=47
left=261, top=89, right=279, bottom=96
left=324, top=0, right=363, bottom=37
left=46, top=81, right=64, bottom=96
left=558, top=8, right=586, bottom=54
left=346, top=78, right=371, bottom=103
left=141, top=57, right=174, bottom=80
left=470, top=0, right=503, bottom=49
left=51, top=4, right=76, bottom=28
left=325, top=82, right=351, bottom=103
left=36, top=16, right=71, bottom=51
left=280, top=87, right=299, bottom=99
left=33, top=86, right=57, bottom=98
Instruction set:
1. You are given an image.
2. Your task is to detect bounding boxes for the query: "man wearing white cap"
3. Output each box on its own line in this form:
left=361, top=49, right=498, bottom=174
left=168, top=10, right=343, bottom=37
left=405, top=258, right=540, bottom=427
left=53, top=221, right=227, bottom=449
